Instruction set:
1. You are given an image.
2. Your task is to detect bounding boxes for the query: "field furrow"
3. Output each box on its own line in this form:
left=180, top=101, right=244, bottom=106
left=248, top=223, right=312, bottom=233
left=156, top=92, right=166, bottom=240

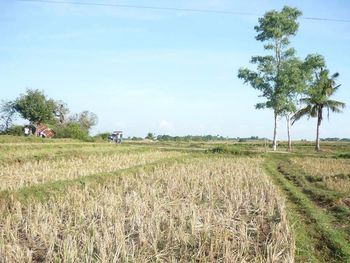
left=0, top=150, right=184, bottom=191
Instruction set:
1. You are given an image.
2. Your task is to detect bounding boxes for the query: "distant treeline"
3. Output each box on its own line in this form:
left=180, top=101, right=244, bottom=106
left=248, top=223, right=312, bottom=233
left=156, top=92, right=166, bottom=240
left=320, top=138, right=350, bottom=142
left=128, top=135, right=350, bottom=142
left=154, top=135, right=267, bottom=142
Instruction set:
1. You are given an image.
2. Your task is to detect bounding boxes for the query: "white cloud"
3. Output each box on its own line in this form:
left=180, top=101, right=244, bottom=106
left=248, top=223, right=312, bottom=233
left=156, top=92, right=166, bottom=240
left=159, top=120, right=173, bottom=130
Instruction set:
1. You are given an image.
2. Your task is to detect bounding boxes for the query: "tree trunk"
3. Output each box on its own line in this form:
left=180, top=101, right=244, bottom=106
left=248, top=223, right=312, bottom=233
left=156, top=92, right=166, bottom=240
left=272, top=111, right=278, bottom=151
left=315, top=112, right=321, bottom=151
left=286, top=115, right=292, bottom=151
left=58, top=104, right=65, bottom=124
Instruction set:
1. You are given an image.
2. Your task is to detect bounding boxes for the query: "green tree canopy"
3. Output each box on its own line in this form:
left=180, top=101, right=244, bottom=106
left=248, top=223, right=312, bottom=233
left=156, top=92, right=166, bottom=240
left=145, top=132, right=155, bottom=140
left=255, top=6, right=302, bottom=46
left=14, top=89, right=56, bottom=124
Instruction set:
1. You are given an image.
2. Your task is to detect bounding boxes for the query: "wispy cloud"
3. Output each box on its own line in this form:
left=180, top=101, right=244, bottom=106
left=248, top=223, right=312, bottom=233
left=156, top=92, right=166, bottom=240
left=159, top=120, right=174, bottom=131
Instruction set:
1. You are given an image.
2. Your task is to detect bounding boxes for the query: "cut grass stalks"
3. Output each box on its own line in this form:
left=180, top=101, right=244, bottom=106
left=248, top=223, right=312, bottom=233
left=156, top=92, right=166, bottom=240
left=0, top=156, right=293, bottom=262
left=0, top=154, right=194, bottom=208
left=0, top=144, right=174, bottom=166
left=0, top=150, right=185, bottom=191
left=264, top=156, right=350, bottom=262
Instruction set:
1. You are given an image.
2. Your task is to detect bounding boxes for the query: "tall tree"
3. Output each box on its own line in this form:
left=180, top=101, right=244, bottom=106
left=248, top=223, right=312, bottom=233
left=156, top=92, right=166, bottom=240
left=238, top=6, right=302, bottom=151
left=278, top=57, right=306, bottom=150
left=14, top=89, right=56, bottom=124
left=0, top=100, right=17, bottom=132
left=69, top=110, right=98, bottom=132
left=292, top=64, right=345, bottom=151
left=54, top=100, right=69, bottom=124
left=145, top=132, right=155, bottom=140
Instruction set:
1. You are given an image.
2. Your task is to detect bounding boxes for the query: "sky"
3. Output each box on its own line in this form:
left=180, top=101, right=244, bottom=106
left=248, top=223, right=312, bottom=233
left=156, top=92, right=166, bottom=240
left=1, top=0, right=350, bottom=139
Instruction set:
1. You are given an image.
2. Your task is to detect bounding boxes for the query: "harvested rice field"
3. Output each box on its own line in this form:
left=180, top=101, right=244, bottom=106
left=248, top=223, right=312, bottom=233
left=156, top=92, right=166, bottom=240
left=291, top=157, right=350, bottom=194
left=0, top=150, right=183, bottom=191
left=0, top=141, right=293, bottom=262
left=2, top=139, right=350, bottom=262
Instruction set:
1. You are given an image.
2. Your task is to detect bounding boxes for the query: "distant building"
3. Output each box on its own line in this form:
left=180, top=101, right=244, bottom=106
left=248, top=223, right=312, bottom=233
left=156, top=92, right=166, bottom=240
left=34, top=122, right=55, bottom=138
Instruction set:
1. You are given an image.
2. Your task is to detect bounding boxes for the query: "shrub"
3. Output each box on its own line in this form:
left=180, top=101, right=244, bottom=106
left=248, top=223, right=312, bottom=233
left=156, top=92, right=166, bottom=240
left=5, top=125, right=24, bottom=136
left=337, top=153, right=350, bottom=159
left=207, top=146, right=258, bottom=156
left=54, top=123, right=90, bottom=141
left=94, top=132, right=110, bottom=141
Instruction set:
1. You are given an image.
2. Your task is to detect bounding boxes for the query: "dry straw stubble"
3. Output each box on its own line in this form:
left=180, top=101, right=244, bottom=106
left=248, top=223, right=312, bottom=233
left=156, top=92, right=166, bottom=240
left=0, top=150, right=183, bottom=191
left=0, top=156, right=293, bottom=262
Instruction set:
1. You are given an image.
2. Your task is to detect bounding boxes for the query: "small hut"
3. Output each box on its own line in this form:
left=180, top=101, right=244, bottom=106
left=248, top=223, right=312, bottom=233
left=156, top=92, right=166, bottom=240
left=34, top=123, right=55, bottom=138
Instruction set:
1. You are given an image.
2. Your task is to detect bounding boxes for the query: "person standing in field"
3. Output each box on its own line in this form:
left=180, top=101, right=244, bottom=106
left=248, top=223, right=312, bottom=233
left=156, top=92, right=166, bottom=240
left=24, top=126, right=30, bottom=136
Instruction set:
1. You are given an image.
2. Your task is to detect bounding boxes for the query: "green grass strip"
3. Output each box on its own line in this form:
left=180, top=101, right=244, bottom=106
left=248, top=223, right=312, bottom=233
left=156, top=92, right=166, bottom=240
left=264, top=156, right=350, bottom=262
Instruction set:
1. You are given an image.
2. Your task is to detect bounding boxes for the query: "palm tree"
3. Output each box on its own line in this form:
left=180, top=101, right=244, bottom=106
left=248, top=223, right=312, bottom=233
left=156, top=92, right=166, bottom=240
left=292, top=69, right=345, bottom=151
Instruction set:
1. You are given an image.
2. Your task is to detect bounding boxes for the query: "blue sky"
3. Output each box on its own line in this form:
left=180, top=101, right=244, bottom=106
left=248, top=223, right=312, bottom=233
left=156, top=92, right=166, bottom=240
left=1, top=0, right=349, bottom=139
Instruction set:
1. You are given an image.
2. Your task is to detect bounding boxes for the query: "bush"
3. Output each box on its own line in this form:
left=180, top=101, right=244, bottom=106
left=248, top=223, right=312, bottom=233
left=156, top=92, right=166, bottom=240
left=337, top=153, right=350, bottom=159
left=207, top=146, right=258, bottom=156
left=94, top=132, right=109, bottom=141
left=54, top=123, right=90, bottom=141
left=6, top=125, right=24, bottom=136
left=131, top=137, right=143, bottom=141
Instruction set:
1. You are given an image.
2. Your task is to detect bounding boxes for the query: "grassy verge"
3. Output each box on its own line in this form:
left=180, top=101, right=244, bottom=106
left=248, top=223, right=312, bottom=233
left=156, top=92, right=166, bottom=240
left=264, top=155, right=350, bottom=262
left=276, top=159, right=349, bottom=216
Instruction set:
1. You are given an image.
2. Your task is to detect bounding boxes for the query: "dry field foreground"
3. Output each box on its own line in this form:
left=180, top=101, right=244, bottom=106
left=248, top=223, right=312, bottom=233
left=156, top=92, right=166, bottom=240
left=0, top=148, right=293, bottom=262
